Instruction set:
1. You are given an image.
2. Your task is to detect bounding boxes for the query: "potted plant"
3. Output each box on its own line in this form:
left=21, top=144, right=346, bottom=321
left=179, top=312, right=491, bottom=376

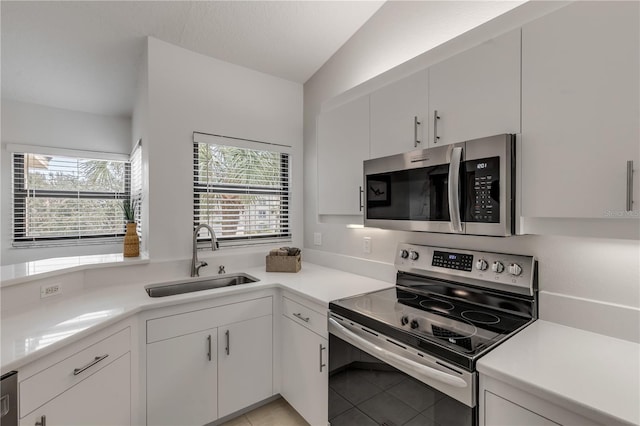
left=121, top=199, right=139, bottom=257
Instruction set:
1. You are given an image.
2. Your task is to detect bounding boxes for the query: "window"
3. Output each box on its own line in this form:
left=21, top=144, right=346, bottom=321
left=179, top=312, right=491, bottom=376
left=11, top=146, right=134, bottom=247
left=193, top=132, right=291, bottom=247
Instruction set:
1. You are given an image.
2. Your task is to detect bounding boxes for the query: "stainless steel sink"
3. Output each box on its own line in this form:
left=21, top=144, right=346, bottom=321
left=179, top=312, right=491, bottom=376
left=145, top=273, right=259, bottom=297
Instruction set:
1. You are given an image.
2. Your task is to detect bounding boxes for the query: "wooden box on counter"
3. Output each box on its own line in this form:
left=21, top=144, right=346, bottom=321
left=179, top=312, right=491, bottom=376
left=265, top=254, right=301, bottom=273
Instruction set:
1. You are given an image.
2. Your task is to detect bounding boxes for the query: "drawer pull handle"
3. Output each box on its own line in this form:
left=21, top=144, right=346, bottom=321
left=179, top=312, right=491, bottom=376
left=35, top=415, right=46, bottom=426
left=73, top=354, right=108, bottom=376
left=293, top=312, right=310, bottom=323
left=207, top=335, right=212, bottom=361
left=225, top=330, right=230, bottom=356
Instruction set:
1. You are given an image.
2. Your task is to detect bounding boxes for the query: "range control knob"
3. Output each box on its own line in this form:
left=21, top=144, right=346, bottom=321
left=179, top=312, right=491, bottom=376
left=401, top=315, right=409, bottom=326
left=475, top=259, right=489, bottom=271
left=409, top=250, right=419, bottom=261
left=410, top=319, right=420, bottom=330
left=508, top=263, right=523, bottom=276
left=399, top=249, right=409, bottom=259
left=491, top=261, right=505, bottom=273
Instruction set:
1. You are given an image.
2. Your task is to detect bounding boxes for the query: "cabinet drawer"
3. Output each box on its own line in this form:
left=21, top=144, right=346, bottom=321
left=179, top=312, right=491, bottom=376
left=147, top=296, right=272, bottom=343
left=19, top=327, right=130, bottom=418
left=282, top=296, right=327, bottom=337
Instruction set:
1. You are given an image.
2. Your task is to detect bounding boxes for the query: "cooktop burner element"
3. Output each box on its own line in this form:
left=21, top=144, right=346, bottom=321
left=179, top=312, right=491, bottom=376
left=329, top=243, right=537, bottom=371
left=461, top=310, right=501, bottom=324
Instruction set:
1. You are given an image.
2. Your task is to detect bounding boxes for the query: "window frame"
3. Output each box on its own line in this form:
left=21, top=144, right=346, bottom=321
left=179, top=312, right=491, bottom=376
left=192, top=133, right=292, bottom=247
left=11, top=150, right=132, bottom=246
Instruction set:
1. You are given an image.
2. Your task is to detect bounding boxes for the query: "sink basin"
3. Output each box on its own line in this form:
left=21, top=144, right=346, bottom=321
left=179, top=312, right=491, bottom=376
left=145, top=273, right=259, bottom=298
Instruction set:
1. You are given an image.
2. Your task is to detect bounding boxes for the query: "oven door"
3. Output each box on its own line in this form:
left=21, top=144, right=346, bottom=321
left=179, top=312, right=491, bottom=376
left=328, top=314, right=476, bottom=426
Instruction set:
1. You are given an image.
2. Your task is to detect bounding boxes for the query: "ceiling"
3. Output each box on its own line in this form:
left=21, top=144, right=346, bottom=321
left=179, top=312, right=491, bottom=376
left=1, top=1, right=385, bottom=117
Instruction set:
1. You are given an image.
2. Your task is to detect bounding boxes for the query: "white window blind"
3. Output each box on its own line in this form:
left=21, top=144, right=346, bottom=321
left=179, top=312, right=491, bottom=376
left=193, top=133, right=291, bottom=246
left=11, top=147, right=131, bottom=247
left=130, top=140, right=143, bottom=240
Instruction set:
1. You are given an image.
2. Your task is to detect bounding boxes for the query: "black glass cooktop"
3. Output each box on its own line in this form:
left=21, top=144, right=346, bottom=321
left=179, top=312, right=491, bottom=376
left=329, top=286, right=533, bottom=371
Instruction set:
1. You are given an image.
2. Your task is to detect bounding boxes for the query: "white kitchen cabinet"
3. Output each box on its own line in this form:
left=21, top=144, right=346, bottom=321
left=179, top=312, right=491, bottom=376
left=479, top=375, right=600, bottom=426
left=20, top=354, right=131, bottom=426
left=370, top=69, right=429, bottom=158
left=218, top=315, right=273, bottom=418
left=317, top=95, right=370, bottom=215
left=145, top=296, right=273, bottom=424
left=280, top=298, right=329, bottom=426
left=19, top=326, right=131, bottom=426
left=521, top=1, right=639, bottom=220
left=428, top=28, right=521, bottom=146
left=147, top=329, right=218, bottom=426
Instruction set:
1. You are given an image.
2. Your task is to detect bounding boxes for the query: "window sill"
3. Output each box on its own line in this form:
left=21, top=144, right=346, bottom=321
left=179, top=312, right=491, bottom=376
left=1, top=252, right=150, bottom=287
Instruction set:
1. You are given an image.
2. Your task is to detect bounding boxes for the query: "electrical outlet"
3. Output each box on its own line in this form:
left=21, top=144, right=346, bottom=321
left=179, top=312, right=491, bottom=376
left=313, top=232, right=322, bottom=246
left=363, top=237, right=372, bottom=254
left=40, top=284, right=62, bottom=298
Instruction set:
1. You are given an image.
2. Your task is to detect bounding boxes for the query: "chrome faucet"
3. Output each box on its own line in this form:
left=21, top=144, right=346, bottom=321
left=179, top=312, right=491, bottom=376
left=191, top=224, right=219, bottom=277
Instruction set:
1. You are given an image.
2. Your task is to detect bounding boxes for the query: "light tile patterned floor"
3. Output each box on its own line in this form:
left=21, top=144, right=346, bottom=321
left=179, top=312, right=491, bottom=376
left=221, top=398, right=309, bottom=426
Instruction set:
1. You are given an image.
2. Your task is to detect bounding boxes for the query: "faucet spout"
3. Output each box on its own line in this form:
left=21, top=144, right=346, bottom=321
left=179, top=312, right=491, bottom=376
left=191, top=224, right=219, bottom=277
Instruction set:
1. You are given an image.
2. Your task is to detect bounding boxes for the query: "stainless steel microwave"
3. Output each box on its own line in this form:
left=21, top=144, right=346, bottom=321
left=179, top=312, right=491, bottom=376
left=363, top=134, right=515, bottom=236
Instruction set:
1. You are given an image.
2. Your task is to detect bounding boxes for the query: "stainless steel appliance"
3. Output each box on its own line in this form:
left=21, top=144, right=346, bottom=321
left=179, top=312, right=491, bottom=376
left=328, top=243, right=537, bottom=425
left=1, top=371, right=18, bottom=426
left=364, top=134, right=515, bottom=236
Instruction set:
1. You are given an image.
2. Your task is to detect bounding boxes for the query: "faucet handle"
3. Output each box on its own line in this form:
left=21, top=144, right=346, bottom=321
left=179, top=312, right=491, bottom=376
left=218, top=265, right=226, bottom=274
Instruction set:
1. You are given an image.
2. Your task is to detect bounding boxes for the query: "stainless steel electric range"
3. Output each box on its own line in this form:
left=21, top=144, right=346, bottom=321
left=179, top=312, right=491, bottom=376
left=328, top=243, right=537, bottom=426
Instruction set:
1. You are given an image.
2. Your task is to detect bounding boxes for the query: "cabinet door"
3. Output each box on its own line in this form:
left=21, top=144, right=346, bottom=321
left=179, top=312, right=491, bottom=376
left=521, top=1, right=640, bottom=218
left=370, top=70, right=429, bottom=157
left=147, top=329, right=217, bottom=426
left=317, top=96, right=370, bottom=215
left=20, top=353, right=130, bottom=426
left=484, top=391, right=559, bottom=426
left=280, top=316, right=328, bottom=426
left=218, top=315, right=273, bottom=418
left=429, top=28, right=520, bottom=146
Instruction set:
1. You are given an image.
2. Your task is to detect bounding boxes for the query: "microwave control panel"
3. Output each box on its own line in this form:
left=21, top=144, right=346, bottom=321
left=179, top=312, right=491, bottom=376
left=466, top=157, right=499, bottom=223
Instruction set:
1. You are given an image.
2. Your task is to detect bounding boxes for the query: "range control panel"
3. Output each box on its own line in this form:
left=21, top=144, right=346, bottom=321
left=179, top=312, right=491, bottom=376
left=396, top=243, right=536, bottom=296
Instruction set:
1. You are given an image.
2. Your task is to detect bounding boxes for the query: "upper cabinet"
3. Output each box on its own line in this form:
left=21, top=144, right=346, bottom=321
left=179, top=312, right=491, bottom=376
left=317, top=95, right=370, bottom=215
left=428, top=29, right=521, bottom=146
left=370, top=69, right=429, bottom=158
left=521, top=1, right=639, bottom=220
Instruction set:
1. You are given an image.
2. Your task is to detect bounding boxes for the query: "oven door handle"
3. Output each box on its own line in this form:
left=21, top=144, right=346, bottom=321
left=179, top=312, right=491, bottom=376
left=448, top=146, right=463, bottom=233
left=328, top=318, right=467, bottom=388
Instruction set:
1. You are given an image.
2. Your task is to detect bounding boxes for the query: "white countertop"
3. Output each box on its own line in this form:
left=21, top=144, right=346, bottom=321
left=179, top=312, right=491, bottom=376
left=0, top=262, right=392, bottom=374
left=477, top=320, right=640, bottom=426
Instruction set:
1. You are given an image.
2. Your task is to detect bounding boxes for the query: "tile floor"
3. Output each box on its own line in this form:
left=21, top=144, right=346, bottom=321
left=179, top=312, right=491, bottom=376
left=220, top=398, right=309, bottom=426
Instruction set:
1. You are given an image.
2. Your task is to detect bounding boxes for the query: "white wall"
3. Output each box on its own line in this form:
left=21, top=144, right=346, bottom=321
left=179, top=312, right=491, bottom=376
left=145, top=38, right=303, bottom=261
left=303, top=1, right=640, bottom=341
left=1, top=100, right=132, bottom=264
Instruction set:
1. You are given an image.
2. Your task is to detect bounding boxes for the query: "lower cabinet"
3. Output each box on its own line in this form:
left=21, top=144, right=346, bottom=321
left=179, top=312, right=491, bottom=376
left=19, top=326, right=132, bottom=426
left=147, top=329, right=218, bottom=426
left=20, top=354, right=131, bottom=426
left=280, top=296, right=328, bottom=426
left=218, top=316, right=273, bottom=418
left=145, top=296, right=273, bottom=425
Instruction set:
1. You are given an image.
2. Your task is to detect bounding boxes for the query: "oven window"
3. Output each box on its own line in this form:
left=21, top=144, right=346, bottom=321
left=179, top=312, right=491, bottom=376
left=366, top=164, right=451, bottom=222
left=463, top=156, right=500, bottom=223
left=329, top=335, right=472, bottom=426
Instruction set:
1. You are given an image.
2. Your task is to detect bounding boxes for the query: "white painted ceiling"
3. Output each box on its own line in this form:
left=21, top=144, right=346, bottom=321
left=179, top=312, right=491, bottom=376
left=1, top=1, right=385, bottom=117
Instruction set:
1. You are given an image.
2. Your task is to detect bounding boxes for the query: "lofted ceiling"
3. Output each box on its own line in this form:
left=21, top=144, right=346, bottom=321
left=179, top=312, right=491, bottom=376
left=1, top=1, right=385, bottom=117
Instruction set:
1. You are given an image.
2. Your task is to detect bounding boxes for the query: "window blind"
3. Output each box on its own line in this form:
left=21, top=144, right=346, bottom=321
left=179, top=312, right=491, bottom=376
left=193, top=133, right=291, bottom=246
left=130, top=141, right=143, bottom=240
left=11, top=149, right=131, bottom=247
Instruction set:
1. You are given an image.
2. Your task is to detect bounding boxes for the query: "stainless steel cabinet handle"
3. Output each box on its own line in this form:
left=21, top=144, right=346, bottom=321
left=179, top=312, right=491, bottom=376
left=627, top=160, right=634, bottom=211
left=319, top=344, right=326, bottom=372
left=433, top=110, right=440, bottom=143
left=414, top=116, right=421, bottom=147
left=293, top=312, right=310, bottom=323
left=448, top=146, right=463, bottom=233
left=207, top=334, right=212, bottom=361
left=359, top=186, right=364, bottom=211
left=73, top=354, right=108, bottom=376
left=35, top=415, right=46, bottom=426
left=225, top=330, right=230, bottom=356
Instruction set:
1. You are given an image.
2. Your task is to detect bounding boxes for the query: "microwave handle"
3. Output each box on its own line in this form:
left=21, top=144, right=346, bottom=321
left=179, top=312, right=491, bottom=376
left=448, top=146, right=463, bottom=233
